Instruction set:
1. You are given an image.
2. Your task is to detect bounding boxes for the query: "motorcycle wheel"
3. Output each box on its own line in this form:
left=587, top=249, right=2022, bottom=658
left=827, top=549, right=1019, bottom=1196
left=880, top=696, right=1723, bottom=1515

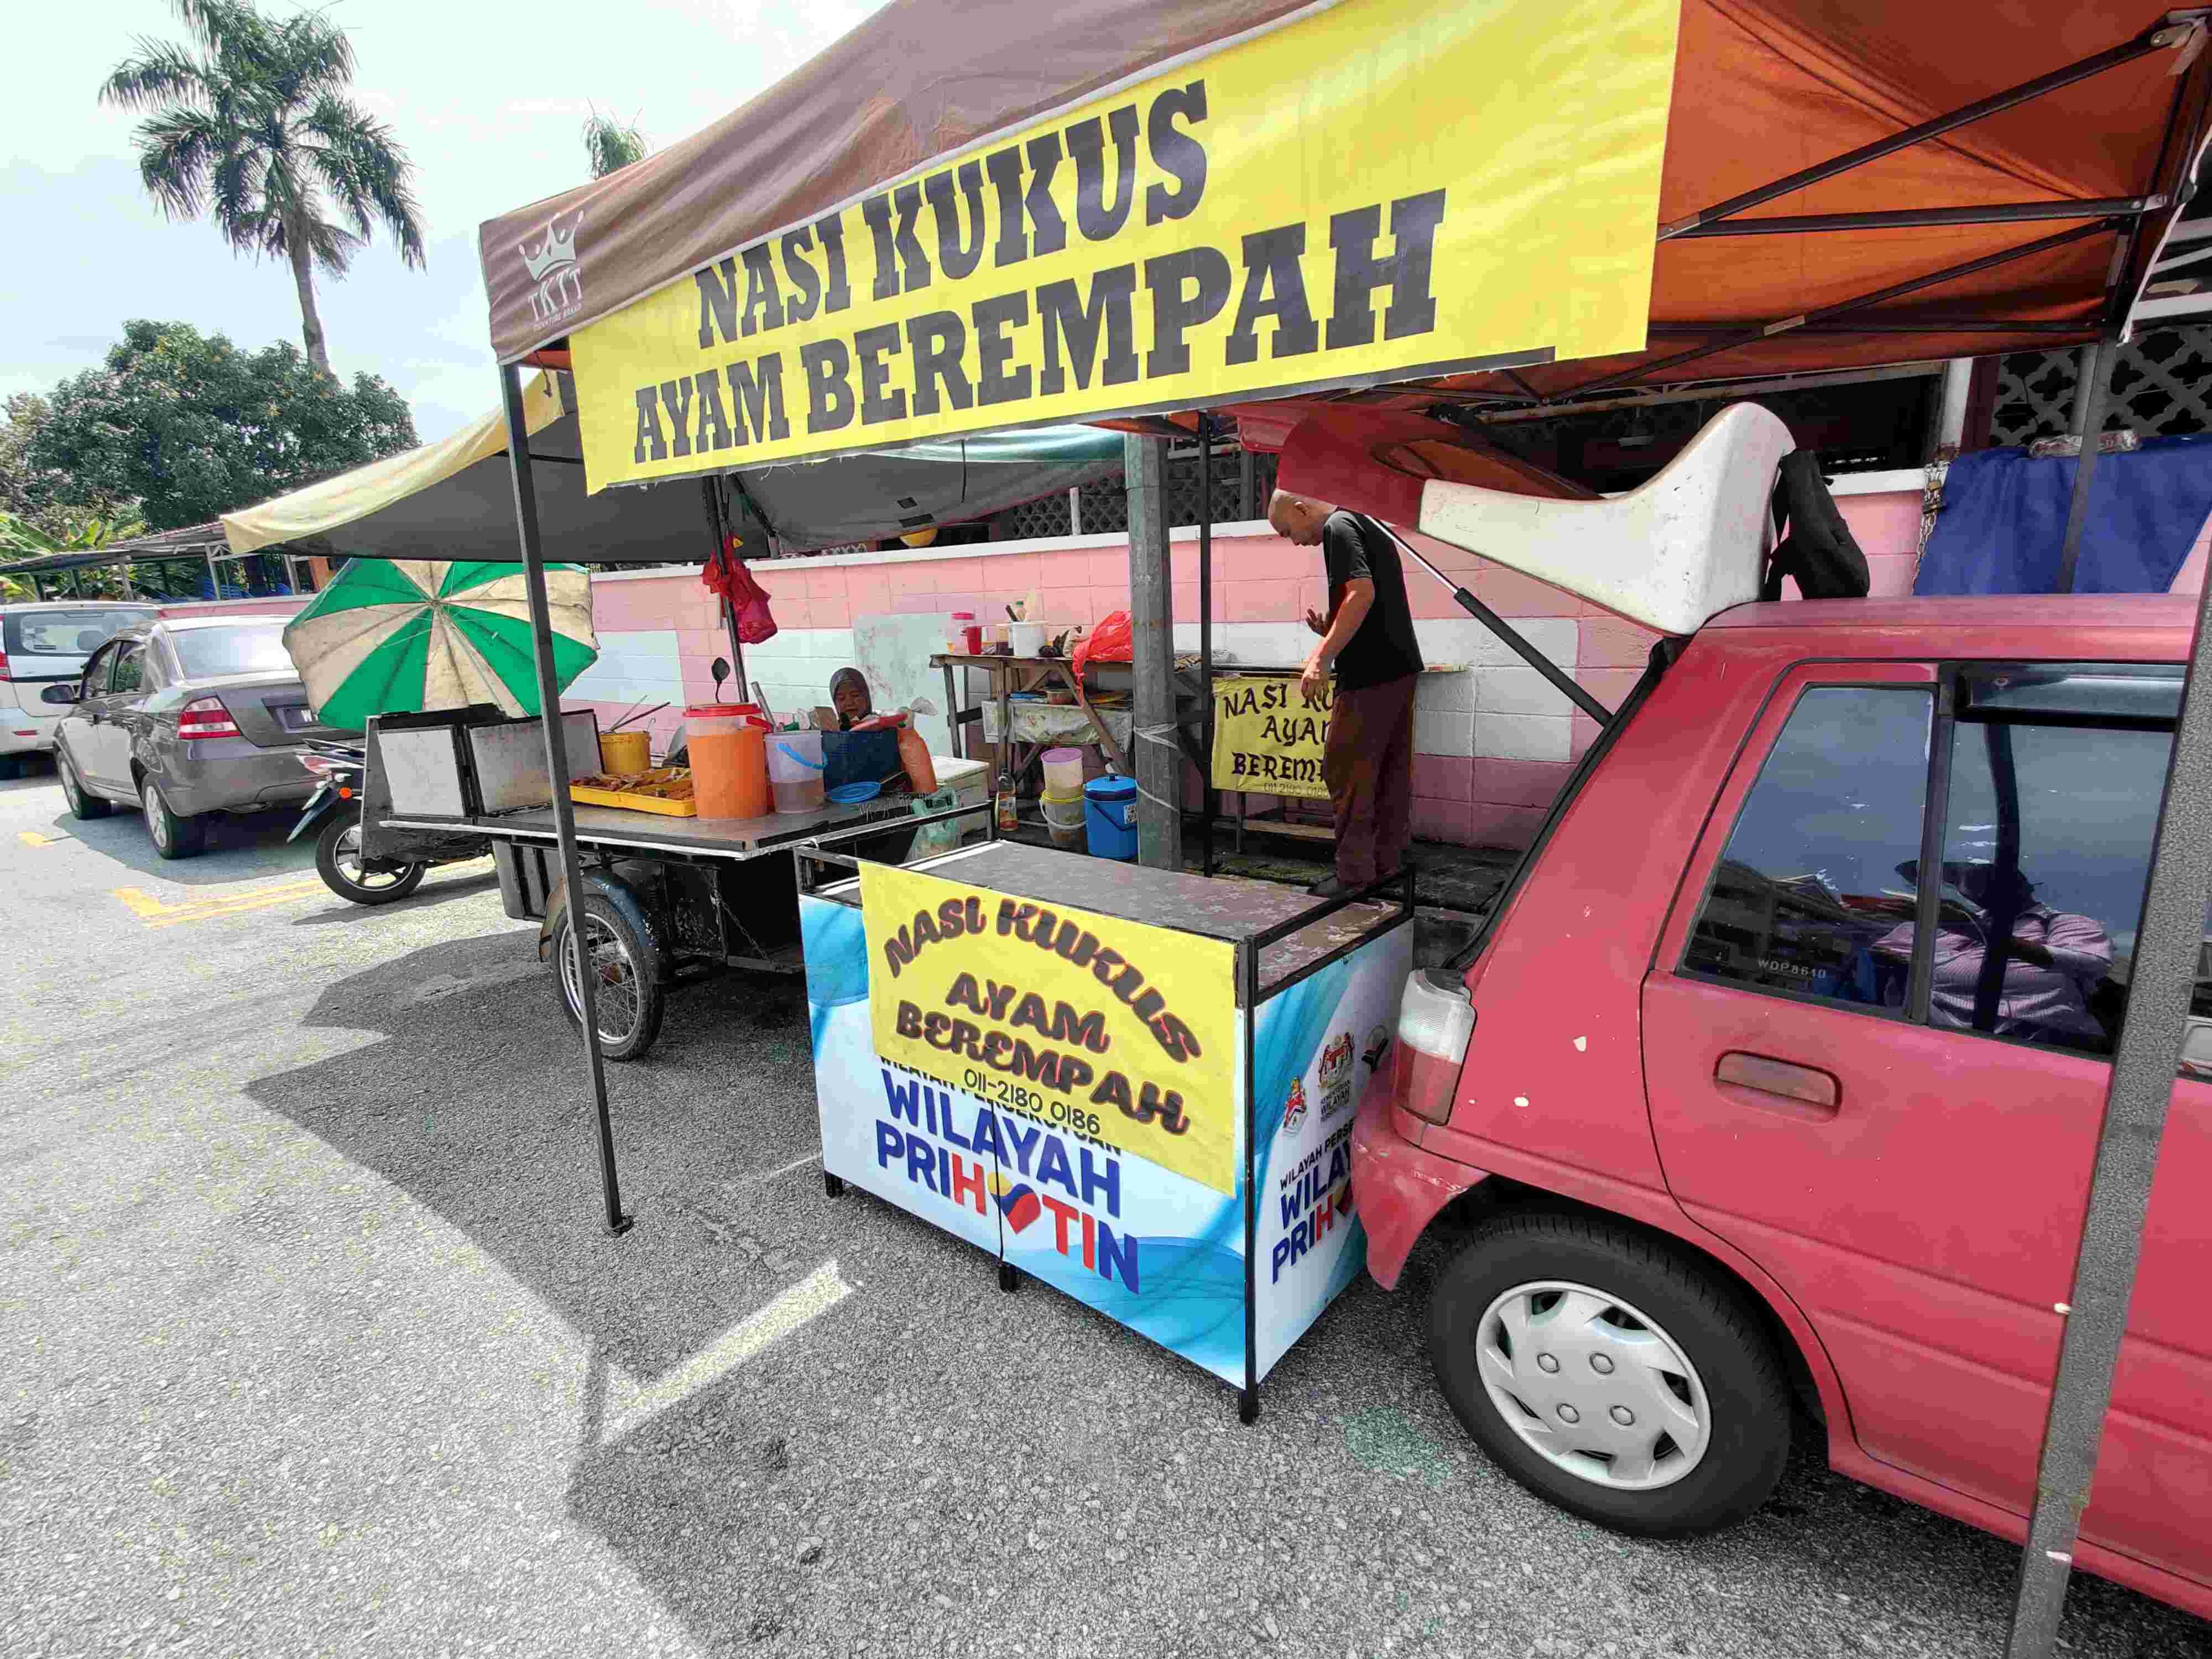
left=316, top=814, right=427, bottom=906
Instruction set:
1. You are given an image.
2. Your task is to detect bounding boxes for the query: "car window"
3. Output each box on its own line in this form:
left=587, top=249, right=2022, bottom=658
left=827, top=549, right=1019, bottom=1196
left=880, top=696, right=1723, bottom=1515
left=169, top=622, right=290, bottom=678
left=80, top=642, right=121, bottom=698
left=109, top=641, right=148, bottom=696
left=3, top=608, right=156, bottom=659
left=1910, top=676, right=2175, bottom=1060
left=1681, top=686, right=1934, bottom=1010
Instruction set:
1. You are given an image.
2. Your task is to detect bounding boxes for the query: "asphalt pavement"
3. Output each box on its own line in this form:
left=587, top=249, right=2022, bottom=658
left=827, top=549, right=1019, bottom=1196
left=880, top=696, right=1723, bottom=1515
left=3, top=760, right=2206, bottom=1659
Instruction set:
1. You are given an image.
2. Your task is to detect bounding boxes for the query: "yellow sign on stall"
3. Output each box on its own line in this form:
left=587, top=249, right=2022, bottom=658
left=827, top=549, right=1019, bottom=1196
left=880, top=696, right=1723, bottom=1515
left=860, top=862, right=1239, bottom=1194
left=570, top=0, right=1681, bottom=487
left=1212, top=675, right=1333, bottom=802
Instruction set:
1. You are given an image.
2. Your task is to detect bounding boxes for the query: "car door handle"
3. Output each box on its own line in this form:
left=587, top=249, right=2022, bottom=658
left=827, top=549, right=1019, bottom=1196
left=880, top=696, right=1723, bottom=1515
left=1714, top=1051, right=1840, bottom=1122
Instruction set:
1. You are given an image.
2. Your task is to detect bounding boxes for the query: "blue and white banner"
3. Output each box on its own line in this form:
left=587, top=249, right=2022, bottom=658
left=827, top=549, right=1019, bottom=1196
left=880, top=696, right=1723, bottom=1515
left=803, top=887, right=1410, bottom=1387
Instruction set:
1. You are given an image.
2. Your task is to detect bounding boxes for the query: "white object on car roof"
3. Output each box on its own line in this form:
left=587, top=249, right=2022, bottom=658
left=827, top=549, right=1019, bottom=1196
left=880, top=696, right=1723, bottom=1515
left=1414, top=402, right=1796, bottom=636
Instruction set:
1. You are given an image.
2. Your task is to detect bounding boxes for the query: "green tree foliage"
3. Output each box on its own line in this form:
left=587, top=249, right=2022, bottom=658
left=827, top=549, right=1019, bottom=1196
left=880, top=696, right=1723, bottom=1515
left=28, top=320, right=418, bottom=531
left=582, top=108, right=649, bottom=179
left=101, top=0, right=427, bottom=378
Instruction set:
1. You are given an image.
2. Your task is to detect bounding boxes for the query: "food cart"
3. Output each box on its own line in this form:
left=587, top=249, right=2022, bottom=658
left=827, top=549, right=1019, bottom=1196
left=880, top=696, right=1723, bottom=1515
left=451, top=0, right=2212, bottom=1640
left=795, top=840, right=1411, bottom=1421
left=348, top=699, right=993, bottom=1059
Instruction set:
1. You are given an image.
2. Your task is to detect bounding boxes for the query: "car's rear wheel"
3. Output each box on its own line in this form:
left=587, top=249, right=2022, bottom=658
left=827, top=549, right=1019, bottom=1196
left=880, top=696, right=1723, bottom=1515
left=58, top=749, right=112, bottom=819
left=549, top=885, right=665, bottom=1062
left=140, top=775, right=207, bottom=859
left=315, top=815, right=426, bottom=906
left=1428, top=1209, right=1791, bottom=1537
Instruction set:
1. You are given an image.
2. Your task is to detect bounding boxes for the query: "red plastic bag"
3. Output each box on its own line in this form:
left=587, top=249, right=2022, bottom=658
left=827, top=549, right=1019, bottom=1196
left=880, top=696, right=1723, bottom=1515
left=701, top=538, right=779, bottom=645
left=1073, top=609, right=1132, bottom=675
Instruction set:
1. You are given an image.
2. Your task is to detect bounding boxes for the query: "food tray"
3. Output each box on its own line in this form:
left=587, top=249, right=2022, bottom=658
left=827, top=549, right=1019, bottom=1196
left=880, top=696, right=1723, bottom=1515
left=569, top=767, right=697, bottom=817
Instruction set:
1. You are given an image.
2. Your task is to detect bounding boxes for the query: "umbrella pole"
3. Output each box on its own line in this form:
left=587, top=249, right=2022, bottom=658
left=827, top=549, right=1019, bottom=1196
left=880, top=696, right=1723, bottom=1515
left=500, top=363, right=630, bottom=1237
left=702, top=478, right=748, bottom=697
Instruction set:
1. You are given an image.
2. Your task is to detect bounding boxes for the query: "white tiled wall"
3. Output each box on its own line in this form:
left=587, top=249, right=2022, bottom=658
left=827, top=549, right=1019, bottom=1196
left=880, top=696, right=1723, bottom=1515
left=565, top=629, right=684, bottom=705
left=728, top=627, right=857, bottom=723
left=1411, top=617, right=1577, bottom=762
left=706, top=614, right=1577, bottom=763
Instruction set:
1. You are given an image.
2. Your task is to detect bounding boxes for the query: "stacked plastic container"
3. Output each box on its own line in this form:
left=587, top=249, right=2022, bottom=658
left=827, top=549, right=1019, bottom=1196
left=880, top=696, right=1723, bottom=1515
left=1040, top=747, right=1086, bottom=848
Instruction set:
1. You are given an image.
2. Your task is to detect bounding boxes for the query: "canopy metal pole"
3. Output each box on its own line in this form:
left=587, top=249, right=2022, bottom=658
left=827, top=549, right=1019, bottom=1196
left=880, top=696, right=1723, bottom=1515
left=2004, top=567, right=2212, bottom=1656
left=1660, top=16, right=2203, bottom=237
left=1126, top=434, right=1181, bottom=870
left=702, top=477, right=748, bottom=696
left=1199, top=416, right=1216, bottom=879
left=1566, top=220, right=2117, bottom=400
left=499, top=363, right=630, bottom=1237
left=2053, top=340, right=2115, bottom=594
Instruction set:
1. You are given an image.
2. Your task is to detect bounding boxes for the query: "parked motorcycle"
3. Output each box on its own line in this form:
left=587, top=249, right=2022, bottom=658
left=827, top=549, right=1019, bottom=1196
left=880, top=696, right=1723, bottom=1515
left=290, top=740, right=430, bottom=905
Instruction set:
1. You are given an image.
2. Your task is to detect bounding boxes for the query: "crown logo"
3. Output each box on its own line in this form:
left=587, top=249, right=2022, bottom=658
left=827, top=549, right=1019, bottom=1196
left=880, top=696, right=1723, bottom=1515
left=519, top=212, right=582, bottom=283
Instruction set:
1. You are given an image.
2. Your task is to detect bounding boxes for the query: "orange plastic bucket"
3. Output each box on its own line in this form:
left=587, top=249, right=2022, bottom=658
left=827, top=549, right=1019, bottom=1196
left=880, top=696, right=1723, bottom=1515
left=686, top=703, right=769, bottom=818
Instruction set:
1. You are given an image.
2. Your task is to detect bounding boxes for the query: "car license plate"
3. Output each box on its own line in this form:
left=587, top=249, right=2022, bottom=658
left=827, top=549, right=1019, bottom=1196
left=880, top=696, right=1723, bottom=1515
left=277, top=705, right=314, bottom=731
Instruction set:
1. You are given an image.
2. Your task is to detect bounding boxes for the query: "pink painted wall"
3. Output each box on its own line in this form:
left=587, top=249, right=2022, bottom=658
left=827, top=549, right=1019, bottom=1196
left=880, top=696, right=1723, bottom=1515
left=187, top=488, right=2212, bottom=849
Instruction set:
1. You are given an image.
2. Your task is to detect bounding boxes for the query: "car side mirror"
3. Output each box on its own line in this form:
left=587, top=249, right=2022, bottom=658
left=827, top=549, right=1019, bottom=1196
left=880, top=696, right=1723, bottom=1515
left=40, top=684, right=80, bottom=706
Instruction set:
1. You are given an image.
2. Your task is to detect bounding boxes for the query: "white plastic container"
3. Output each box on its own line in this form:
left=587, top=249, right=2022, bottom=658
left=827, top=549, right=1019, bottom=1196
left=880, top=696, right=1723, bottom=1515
left=1041, top=791, right=1087, bottom=848
left=1010, top=620, right=1047, bottom=656
left=1041, top=746, right=1084, bottom=799
left=768, top=728, right=827, bottom=814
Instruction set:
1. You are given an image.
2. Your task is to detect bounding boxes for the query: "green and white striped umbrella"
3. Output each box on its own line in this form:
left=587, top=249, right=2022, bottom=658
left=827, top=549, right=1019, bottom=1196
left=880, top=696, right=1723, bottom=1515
left=281, top=560, right=597, bottom=731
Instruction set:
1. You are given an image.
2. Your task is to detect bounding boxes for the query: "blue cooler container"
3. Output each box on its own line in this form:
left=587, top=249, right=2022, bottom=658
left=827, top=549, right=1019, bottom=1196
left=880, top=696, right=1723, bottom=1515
left=1083, top=775, right=1139, bottom=860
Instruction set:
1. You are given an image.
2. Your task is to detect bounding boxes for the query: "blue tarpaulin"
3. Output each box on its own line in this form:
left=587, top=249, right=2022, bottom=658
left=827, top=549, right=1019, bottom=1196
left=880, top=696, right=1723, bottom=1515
left=1914, top=436, right=2212, bottom=596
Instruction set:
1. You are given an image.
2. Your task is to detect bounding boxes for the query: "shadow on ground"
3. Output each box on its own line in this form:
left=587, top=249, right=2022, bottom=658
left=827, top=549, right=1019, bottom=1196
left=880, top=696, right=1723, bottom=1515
left=29, top=789, right=321, bottom=885
left=238, top=931, right=2210, bottom=1658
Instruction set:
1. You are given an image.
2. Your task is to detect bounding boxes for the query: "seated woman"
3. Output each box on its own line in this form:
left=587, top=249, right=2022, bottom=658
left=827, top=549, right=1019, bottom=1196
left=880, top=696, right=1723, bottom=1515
left=829, top=667, right=874, bottom=729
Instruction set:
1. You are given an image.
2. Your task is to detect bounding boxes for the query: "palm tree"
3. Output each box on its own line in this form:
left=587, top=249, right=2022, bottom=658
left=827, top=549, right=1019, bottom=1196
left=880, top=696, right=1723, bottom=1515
left=582, top=108, right=649, bottom=179
left=101, top=1, right=426, bottom=379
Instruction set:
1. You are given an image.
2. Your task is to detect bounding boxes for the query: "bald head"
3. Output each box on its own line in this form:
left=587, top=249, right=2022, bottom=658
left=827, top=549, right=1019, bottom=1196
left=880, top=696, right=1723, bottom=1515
left=1268, top=489, right=1334, bottom=546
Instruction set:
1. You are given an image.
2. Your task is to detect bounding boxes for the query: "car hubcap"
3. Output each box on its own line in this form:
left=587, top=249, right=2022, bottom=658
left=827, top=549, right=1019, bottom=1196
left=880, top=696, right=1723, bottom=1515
left=336, top=827, right=404, bottom=891
left=561, top=915, right=641, bottom=1046
left=1475, top=1280, right=1710, bottom=1490
left=144, top=787, right=168, bottom=849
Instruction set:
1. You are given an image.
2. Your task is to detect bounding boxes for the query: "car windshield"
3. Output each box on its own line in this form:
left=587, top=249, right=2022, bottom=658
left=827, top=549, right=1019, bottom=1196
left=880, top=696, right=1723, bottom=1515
left=170, top=622, right=292, bottom=678
left=4, top=609, right=156, bottom=658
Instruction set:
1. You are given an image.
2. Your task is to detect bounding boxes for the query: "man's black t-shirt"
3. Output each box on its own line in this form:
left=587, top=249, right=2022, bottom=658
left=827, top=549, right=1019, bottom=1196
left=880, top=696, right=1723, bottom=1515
left=1322, top=510, right=1425, bottom=691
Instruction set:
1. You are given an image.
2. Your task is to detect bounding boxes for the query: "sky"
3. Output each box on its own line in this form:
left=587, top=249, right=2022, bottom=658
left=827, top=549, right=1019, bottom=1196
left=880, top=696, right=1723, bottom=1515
left=2, top=0, right=889, bottom=443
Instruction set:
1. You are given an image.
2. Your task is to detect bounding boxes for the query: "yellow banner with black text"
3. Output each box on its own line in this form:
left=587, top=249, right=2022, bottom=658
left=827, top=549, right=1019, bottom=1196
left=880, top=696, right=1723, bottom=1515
left=1213, top=674, right=1332, bottom=802
left=570, top=0, right=1680, bottom=488
left=860, top=862, right=1239, bottom=1194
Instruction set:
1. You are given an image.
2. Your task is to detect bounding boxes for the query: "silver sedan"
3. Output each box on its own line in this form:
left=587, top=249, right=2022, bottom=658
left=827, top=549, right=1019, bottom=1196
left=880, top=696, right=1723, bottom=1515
left=44, top=615, right=342, bottom=859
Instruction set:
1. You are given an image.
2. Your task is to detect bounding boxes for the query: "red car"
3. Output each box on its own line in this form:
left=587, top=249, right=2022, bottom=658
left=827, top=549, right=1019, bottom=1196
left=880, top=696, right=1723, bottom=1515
left=1355, top=593, right=2212, bottom=1621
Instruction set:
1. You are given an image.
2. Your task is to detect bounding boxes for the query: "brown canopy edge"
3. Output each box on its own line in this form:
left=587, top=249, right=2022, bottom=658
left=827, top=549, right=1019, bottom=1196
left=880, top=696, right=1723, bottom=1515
left=479, top=1, right=2212, bottom=433
left=478, top=0, right=1320, bottom=364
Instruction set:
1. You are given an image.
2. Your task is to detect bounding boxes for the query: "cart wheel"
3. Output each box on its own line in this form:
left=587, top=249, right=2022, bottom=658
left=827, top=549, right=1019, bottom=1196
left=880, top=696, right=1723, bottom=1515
left=316, top=815, right=427, bottom=906
left=550, top=885, right=666, bottom=1061
left=997, top=1261, right=1020, bottom=1294
left=823, top=1172, right=847, bottom=1198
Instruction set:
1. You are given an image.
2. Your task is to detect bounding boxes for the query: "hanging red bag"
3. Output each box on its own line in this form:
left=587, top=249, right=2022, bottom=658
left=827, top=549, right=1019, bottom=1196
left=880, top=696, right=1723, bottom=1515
left=1073, top=609, right=1133, bottom=676
left=701, top=536, right=779, bottom=645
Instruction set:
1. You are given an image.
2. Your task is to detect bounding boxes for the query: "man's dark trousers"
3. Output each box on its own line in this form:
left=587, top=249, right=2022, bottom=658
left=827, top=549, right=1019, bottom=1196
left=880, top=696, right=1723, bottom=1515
left=1323, top=673, right=1418, bottom=885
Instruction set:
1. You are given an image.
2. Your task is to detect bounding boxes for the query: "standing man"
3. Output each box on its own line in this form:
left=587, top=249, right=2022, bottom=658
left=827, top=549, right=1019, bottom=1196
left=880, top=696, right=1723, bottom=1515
left=1268, top=490, right=1425, bottom=898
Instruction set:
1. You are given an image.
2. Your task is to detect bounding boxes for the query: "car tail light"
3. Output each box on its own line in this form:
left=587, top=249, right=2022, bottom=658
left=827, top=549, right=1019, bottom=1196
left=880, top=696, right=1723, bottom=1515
left=0, top=650, right=12, bottom=682
left=1392, top=968, right=1475, bottom=1126
left=178, top=697, right=243, bottom=742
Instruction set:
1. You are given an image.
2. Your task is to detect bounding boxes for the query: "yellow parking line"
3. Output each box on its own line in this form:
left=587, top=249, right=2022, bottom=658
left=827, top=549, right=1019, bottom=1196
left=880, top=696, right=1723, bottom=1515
left=111, top=876, right=327, bottom=927
left=18, top=831, right=67, bottom=848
